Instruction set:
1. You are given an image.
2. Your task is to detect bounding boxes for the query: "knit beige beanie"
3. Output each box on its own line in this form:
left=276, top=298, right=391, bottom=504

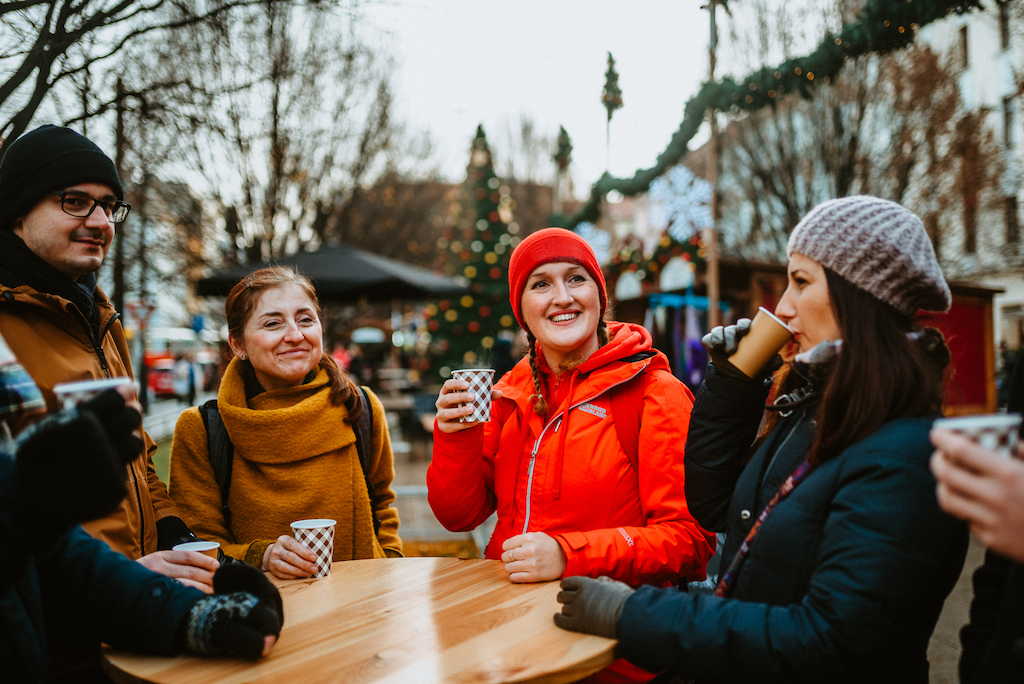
left=787, top=196, right=951, bottom=316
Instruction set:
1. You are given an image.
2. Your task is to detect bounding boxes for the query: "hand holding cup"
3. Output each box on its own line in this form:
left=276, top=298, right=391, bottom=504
left=931, top=424, right=1024, bottom=563
left=702, top=318, right=752, bottom=368
left=435, top=373, right=503, bottom=434
left=14, top=387, right=143, bottom=537
left=703, top=307, right=793, bottom=379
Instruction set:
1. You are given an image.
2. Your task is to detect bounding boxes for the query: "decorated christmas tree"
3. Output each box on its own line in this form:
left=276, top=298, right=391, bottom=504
left=425, top=126, right=520, bottom=380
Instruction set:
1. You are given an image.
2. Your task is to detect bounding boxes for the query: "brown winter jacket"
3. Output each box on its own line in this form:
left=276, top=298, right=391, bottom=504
left=0, top=281, right=178, bottom=559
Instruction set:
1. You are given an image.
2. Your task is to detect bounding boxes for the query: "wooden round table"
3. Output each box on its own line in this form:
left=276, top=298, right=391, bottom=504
left=102, top=557, right=616, bottom=684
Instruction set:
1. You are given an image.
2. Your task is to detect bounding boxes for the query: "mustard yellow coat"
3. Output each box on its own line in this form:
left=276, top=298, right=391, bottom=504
left=168, top=358, right=402, bottom=566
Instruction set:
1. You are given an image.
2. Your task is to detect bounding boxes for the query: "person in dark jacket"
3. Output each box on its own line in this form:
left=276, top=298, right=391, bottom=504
left=0, top=339, right=284, bottom=683
left=931, top=422, right=1024, bottom=682
left=554, top=196, right=970, bottom=683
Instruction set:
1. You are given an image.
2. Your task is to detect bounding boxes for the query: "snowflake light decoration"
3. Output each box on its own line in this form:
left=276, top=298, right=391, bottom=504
left=574, top=222, right=611, bottom=265
left=648, top=165, right=713, bottom=242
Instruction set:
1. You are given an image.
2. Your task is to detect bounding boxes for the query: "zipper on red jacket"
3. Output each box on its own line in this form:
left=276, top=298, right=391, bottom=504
left=520, top=363, right=649, bottom=534
left=522, top=416, right=559, bottom=535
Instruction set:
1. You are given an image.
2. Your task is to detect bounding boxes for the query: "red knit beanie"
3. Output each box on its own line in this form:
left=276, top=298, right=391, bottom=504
left=508, top=227, right=607, bottom=331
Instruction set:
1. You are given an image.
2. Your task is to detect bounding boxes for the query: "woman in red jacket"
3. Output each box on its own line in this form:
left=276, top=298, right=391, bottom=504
left=428, top=228, right=714, bottom=682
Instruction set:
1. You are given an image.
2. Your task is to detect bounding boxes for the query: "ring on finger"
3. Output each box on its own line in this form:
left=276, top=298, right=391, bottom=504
left=509, top=549, right=516, bottom=562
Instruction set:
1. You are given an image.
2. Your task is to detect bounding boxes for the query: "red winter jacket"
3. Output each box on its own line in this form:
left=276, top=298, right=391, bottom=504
left=428, top=321, right=715, bottom=587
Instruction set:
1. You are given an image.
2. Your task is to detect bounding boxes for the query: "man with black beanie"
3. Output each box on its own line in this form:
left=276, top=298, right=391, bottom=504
left=0, top=126, right=219, bottom=676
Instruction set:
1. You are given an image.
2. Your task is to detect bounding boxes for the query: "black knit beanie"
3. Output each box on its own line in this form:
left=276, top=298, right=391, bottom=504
left=0, top=125, right=123, bottom=231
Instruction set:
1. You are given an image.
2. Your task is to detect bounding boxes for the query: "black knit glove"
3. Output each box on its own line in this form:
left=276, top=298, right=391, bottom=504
left=183, top=564, right=284, bottom=660
left=554, top=576, right=634, bottom=639
left=14, top=389, right=142, bottom=536
left=77, top=388, right=145, bottom=463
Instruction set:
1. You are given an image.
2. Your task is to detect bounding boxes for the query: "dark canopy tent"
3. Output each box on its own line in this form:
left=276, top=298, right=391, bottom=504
left=195, top=244, right=467, bottom=301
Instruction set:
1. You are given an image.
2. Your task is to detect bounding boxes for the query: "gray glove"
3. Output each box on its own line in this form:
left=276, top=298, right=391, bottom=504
left=553, top=575, right=634, bottom=639
left=701, top=318, right=752, bottom=379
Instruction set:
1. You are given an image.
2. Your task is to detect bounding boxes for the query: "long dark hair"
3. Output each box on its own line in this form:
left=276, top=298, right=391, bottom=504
left=224, top=266, right=364, bottom=424
left=762, top=268, right=950, bottom=464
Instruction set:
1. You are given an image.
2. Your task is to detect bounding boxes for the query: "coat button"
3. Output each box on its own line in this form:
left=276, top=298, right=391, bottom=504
left=740, top=509, right=752, bottom=520
left=151, top=587, right=162, bottom=598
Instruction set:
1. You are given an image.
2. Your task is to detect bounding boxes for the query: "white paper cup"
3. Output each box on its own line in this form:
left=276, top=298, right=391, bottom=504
left=290, top=518, right=336, bottom=578
left=52, top=377, right=135, bottom=410
left=932, top=413, right=1023, bottom=459
left=173, top=540, right=220, bottom=559
left=727, top=307, right=794, bottom=378
left=451, top=368, right=495, bottom=423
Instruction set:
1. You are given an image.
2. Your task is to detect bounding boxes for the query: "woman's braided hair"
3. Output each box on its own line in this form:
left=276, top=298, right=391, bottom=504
left=527, top=319, right=609, bottom=416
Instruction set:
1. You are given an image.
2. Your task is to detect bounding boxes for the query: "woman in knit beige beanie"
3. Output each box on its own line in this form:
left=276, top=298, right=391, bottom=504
left=555, top=196, right=969, bottom=684
left=168, top=267, right=402, bottom=578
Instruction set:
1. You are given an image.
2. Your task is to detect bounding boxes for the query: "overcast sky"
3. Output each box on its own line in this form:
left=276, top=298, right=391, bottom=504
left=357, top=1, right=716, bottom=194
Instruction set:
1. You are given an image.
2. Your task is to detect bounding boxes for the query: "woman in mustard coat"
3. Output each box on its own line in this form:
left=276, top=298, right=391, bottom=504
left=169, top=267, right=401, bottom=578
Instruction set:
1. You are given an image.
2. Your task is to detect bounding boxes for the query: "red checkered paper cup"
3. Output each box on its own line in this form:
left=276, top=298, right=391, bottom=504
left=451, top=368, right=495, bottom=423
left=290, top=518, right=336, bottom=578
left=932, top=413, right=1023, bottom=459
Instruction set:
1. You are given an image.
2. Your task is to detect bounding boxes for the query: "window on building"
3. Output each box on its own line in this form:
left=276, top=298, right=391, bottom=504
left=960, top=25, right=970, bottom=68
left=1006, top=98, right=1016, bottom=148
left=1000, top=1, right=1011, bottom=50
left=1008, top=196, right=1020, bottom=243
left=965, top=202, right=977, bottom=253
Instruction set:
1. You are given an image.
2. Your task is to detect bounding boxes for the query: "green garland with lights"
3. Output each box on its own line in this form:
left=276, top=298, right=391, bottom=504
left=568, top=0, right=982, bottom=228
left=607, top=232, right=707, bottom=289
left=649, top=232, right=706, bottom=276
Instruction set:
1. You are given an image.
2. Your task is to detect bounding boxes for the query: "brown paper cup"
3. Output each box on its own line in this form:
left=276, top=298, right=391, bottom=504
left=727, top=307, right=794, bottom=378
left=451, top=368, right=495, bottom=423
left=290, top=518, right=336, bottom=578
left=173, top=540, right=220, bottom=559
left=52, top=377, right=135, bottom=410
left=932, top=413, right=1022, bottom=459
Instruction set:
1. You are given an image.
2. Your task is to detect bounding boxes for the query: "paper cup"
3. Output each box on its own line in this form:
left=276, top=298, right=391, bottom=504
left=52, top=377, right=135, bottom=410
left=451, top=368, right=495, bottom=423
left=290, top=518, right=336, bottom=578
left=727, top=307, right=794, bottom=378
left=173, top=540, right=220, bottom=559
left=932, top=413, right=1023, bottom=459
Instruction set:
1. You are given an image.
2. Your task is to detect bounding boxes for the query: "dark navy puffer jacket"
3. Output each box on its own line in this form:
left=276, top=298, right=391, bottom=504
left=615, top=365, right=969, bottom=684
left=0, top=452, right=202, bottom=682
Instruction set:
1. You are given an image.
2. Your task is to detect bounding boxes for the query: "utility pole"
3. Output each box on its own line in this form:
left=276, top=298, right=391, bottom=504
left=704, top=1, right=722, bottom=328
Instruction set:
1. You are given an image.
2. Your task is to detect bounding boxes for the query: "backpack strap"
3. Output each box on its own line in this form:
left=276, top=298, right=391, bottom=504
left=608, top=351, right=656, bottom=473
left=355, top=386, right=382, bottom=536
left=199, top=399, right=234, bottom=528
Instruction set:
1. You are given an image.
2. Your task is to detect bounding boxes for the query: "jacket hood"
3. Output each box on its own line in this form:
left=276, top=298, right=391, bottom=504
left=496, top=320, right=663, bottom=406
left=0, top=280, right=119, bottom=348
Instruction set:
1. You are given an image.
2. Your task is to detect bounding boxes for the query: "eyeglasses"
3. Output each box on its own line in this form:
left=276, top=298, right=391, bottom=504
left=51, top=191, right=131, bottom=223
